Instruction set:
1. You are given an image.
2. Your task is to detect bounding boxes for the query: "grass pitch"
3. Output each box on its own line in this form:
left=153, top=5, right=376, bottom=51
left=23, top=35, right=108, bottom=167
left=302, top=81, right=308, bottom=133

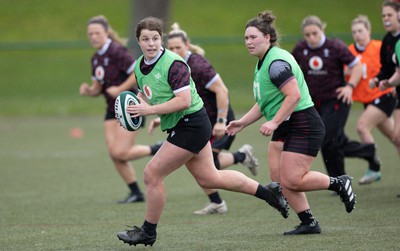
left=1, top=111, right=399, bottom=250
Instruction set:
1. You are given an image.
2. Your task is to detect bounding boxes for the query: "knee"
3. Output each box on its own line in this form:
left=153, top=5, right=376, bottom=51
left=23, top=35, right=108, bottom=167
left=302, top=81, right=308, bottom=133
left=356, top=120, right=368, bottom=136
left=143, top=163, right=159, bottom=187
left=196, top=171, right=219, bottom=189
left=109, top=147, right=129, bottom=161
left=280, top=176, right=301, bottom=191
left=197, top=177, right=214, bottom=189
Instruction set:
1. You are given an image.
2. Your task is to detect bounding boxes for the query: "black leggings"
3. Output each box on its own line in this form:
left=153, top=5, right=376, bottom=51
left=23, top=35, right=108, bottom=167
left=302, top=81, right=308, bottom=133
left=315, top=99, right=374, bottom=177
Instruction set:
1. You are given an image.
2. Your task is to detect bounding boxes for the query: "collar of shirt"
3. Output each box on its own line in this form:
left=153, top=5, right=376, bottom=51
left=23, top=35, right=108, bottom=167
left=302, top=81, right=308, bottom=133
left=97, top=38, right=112, bottom=56
left=144, top=47, right=164, bottom=65
left=307, top=34, right=326, bottom=49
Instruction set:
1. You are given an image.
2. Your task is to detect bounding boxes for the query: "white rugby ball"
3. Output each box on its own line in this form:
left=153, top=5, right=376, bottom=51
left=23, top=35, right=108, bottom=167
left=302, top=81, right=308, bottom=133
left=114, top=91, right=143, bottom=131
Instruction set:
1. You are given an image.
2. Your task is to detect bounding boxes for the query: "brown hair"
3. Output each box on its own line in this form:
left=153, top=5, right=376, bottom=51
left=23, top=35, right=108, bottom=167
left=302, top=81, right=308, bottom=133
left=246, top=10, right=279, bottom=46
left=167, top=22, right=205, bottom=56
left=136, top=16, right=164, bottom=40
left=87, top=15, right=126, bottom=46
left=383, top=0, right=400, bottom=11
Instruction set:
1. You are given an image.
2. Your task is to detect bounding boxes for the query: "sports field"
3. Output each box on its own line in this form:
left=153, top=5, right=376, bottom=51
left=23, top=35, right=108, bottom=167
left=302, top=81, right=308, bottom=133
left=1, top=0, right=399, bottom=250
left=1, top=111, right=399, bottom=250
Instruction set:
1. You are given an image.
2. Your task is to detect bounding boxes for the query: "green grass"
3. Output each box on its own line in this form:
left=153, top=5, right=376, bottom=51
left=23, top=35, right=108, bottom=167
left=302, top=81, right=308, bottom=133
left=1, top=110, right=399, bottom=250
left=1, top=2, right=399, bottom=249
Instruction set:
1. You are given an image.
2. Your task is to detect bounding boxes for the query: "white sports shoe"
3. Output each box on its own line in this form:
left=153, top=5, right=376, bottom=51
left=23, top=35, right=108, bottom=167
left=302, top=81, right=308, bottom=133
left=193, top=201, right=228, bottom=215
left=238, top=144, right=259, bottom=176
left=359, top=170, right=381, bottom=185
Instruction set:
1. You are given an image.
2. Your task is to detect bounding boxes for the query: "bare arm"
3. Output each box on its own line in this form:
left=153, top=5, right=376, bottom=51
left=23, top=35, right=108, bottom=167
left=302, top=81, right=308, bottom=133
left=79, top=79, right=102, bottom=97
left=379, top=67, right=400, bottom=90
left=226, top=103, right=263, bottom=136
left=259, top=78, right=300, bottom=137
left=106, top=73, right=138, bottom=98
left=208, top=76, right=229, bottom=138
left=336, top=61, right=362, bottom=104
left=271, top=78, right=300, bottom=125
left=208, top=76, right=229, bottom=119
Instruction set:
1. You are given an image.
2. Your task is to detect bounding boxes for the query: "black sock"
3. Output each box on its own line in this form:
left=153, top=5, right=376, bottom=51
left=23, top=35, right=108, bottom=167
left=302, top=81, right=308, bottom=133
left=150, top=142, right=162, bottom=155
left=298, top=209, right=317, bottom=225
left=327, top=177, right=341, bottom=192
left=233, top=152, right=245, bottom=164
left=128, top=182, right=141, bottom=195
left=208, top=191, right=223, bottom=204
left=142, top=220, right=157, bottom=236
left=254, top=184, right=271, bottom=202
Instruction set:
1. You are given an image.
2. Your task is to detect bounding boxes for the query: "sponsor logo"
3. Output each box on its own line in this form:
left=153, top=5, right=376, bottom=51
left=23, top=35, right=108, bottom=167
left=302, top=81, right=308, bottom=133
left=95, top=66, right=105, bottom=82
left=309, top=56, right=323, bottom=70
left=143, top=85, right=152, bottom=99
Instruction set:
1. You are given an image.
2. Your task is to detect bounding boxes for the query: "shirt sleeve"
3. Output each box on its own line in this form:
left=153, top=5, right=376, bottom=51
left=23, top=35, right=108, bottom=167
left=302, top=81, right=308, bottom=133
left=114, top=46, right=136, bottom=74
left=168, top=60, right=191, bottom=93
left=336, top=39, right=357, bottom=67
left=269, top=60, right=294, bottom=89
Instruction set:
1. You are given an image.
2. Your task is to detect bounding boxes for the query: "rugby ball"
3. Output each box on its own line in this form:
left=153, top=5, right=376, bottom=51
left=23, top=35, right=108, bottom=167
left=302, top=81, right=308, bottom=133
left=114, top=91, right=143, bottom=131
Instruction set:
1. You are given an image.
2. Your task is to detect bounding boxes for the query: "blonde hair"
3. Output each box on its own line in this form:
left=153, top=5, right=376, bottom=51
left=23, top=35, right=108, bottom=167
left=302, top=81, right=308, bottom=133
left=301, top=15, right=327, bottom=31
left=168, top=22, right=205, bottom=56
left=87, top=15, right=127, bottom=46
left=351, top=15, right=371, bottom=31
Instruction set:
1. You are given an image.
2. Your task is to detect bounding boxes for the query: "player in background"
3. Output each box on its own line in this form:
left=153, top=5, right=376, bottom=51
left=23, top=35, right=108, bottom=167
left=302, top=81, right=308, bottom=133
left=346, top=14, right=398, bottom=185
left=291, top=15, right=379, bottom=182
left=79, top=15, right=161, bottom=204
left=227, top=10, right=356, bottom=235
left=376, top=1, right=400, bottom=197
left=155, top=22, right=259, bottom=215
left=372, top=0, right=400, bottom=157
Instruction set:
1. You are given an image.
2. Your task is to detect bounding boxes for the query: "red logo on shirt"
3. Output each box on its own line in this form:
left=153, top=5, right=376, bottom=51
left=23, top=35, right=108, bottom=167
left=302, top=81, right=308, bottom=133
left=143, top=85, right=152, bottom=100
left=309, top=56, right=323, bottom=70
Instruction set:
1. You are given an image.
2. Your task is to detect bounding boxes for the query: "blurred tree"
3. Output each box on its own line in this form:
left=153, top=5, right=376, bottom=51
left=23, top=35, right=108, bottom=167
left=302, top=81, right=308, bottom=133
left=128, top=0, right=171, bottom=58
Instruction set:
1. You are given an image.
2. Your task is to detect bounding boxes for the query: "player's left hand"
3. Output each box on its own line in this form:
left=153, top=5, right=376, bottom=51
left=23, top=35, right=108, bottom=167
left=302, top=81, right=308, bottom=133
left=259, top=121, right=278, bottom=137
left=213, top=123, right=226, bottom=139
left=336, top=85, right=353, bottom=105
left=226, top=120, right=244, bottom=136
left=126, top=96, right=154, bottom=117
left=378, top=79, right=390, bottom=91
left=148, top=117, right=161, bottom=135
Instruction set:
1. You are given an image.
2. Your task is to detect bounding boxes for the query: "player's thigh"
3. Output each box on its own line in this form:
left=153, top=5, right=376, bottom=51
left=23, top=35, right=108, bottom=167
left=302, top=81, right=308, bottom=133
left=280, top=152, right=314, bottom=182
left=358, top=105, right=389, bottom=130
left=393, top=109, right=400, bottom=139
left=104, top=119, right=137, bottom=150
left=145, top=141, right=193, bottom=180
left=186, top=143, right=219, bottom=183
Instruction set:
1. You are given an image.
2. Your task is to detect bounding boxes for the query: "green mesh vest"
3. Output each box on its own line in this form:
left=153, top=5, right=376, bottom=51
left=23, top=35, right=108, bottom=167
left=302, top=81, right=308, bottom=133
left=253, top=46, right=314, bottom=121
left=134, top=49, right=203, bottom=131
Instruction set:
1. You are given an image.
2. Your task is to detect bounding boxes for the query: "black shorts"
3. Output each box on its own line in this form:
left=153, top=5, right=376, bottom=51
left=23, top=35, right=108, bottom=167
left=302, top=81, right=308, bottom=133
left=104, top=110, right=146, bottom=127
left=211, top=134, right=235, bottom=150
left=210, top=108, right=236, bottom=150
left=364, top=93, right=398, bottom=117
left=166, top=107, right=212, bottom=154
left=271, top=107, right=325, bottom=157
